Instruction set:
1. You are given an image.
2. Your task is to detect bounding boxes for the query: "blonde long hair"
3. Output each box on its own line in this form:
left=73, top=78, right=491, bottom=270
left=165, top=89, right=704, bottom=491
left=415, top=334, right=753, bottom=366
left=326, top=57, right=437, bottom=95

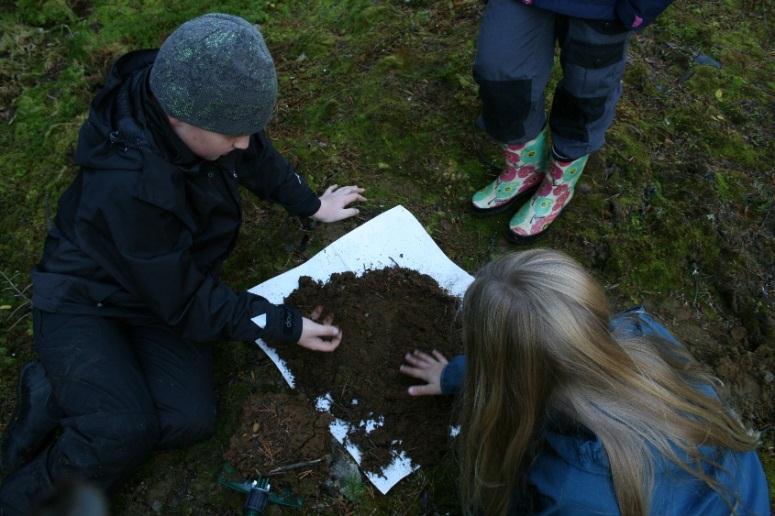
left=458, top=249, right=758, bottom=515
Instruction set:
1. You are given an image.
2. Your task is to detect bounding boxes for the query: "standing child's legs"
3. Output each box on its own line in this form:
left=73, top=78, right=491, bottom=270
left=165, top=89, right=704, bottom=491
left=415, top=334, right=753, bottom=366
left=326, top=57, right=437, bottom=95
left=550, top=18, right=630, bottom=159
left=470, top=0, right=555, bottom=213
left=508, top=18, right=630, bottom=240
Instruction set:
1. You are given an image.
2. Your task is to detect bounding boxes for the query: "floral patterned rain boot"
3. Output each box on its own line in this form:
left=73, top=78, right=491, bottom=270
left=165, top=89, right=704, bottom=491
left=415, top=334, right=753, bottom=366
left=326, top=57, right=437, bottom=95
left=471, top=126, right=549, bottom=215
left=506, top=153, right=589, bottom=242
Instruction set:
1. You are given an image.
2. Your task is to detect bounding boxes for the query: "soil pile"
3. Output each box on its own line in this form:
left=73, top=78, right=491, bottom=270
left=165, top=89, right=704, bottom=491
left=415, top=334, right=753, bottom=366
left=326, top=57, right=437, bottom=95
left=276, top=267, right=462, bottom=476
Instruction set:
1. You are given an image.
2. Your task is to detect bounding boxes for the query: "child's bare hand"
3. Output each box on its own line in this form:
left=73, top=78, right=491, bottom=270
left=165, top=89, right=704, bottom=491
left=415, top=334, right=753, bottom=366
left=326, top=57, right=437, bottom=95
left=298, top=305, right=342, bottom=352
left=311, top=185, right=366, bottom=223
left=399, top=349, right=448, bottom=396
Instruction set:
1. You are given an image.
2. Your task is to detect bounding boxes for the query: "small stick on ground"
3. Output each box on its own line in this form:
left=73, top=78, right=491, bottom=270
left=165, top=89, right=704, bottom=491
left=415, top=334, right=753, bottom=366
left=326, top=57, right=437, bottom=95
left=266, top=457, right=325, bottom=476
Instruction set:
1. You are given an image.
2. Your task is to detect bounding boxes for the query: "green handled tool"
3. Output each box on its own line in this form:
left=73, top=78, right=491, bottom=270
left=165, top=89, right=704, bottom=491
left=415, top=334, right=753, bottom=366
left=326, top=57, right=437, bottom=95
left=218, top=464, right=303, bottom=515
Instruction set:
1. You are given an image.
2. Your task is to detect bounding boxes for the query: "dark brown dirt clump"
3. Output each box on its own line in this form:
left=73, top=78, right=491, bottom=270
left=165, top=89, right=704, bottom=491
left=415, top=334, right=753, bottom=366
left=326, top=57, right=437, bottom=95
left=223, top=392, right=332, bottom=500
left=275, top=267, right=462, bottom=476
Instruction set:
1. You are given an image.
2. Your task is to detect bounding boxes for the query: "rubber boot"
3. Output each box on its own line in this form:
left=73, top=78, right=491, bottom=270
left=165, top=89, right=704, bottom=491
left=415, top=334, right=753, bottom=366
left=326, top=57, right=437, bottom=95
left=506, top=153, right=589, bottom=242
left=0, top=447, right=54, bottom=515
left=1, top=361, right=62, bottom=476
left=471, top=126, right=549, bottom=214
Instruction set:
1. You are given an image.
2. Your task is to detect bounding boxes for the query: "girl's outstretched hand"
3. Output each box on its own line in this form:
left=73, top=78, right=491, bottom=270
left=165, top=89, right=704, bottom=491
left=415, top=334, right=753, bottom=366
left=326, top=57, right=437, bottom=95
left=298, top=305, right=342, bottom=352
left=399, top=349, right=448, bottom=396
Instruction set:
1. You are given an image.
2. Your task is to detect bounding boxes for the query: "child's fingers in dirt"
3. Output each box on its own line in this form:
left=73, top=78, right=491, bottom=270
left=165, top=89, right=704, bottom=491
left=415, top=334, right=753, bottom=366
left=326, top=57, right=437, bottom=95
left=309, top=305, right=323, bottom=320
left=431, top=350, right=449, bottom=364
left=399, top=364, right=426, bottom=380
left=408, top=384, right=441, bottom=397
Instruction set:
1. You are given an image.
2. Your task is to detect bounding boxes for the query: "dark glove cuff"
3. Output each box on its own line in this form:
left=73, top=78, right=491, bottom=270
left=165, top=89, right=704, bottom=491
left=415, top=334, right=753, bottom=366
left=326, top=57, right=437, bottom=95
left=261, top=303, right=303, bottom=344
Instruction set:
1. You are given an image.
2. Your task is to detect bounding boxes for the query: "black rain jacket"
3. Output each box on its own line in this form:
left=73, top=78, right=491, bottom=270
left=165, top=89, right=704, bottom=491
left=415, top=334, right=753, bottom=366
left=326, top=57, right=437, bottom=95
left=31, top=50, right=320, bottom=344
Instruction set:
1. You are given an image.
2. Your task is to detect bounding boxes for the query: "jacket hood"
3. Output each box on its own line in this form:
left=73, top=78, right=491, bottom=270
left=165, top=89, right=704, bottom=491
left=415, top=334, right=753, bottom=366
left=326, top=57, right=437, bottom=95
left=75, top=49, right=201, bottom=172
left=75, top=50, right=160, bottom=171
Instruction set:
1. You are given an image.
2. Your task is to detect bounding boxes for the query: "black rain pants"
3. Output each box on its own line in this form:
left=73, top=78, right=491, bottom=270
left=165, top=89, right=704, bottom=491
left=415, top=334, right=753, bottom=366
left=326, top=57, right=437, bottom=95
left=0, top=309, right=216, bottom=514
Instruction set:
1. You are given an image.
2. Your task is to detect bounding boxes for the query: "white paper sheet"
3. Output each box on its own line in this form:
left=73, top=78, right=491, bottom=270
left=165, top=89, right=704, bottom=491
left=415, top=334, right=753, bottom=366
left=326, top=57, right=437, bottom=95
left=250, top=205, right=474, bottom=494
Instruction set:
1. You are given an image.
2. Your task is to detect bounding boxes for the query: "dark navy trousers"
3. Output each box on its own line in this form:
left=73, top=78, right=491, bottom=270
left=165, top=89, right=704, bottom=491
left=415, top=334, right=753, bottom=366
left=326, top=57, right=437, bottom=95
left=0, top=309, right=216, bottom=514
left=474, top=0, right=632, bottom=159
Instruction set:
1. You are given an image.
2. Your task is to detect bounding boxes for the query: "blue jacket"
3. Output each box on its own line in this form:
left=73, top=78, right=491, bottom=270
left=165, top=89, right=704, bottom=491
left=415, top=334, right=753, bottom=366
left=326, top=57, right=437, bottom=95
left=441, top=307, right=771, bottom=515
left=523, top=0, right=674, bottom=29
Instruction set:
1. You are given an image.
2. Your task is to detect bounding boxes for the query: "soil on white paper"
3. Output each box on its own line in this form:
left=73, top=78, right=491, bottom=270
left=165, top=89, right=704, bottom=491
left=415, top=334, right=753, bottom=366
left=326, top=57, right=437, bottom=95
left=273, top=267, right=463, bottom=476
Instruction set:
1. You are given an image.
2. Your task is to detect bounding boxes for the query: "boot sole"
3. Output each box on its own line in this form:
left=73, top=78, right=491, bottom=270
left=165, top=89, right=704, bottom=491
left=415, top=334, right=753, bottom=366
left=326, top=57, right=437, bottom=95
left=470, top=184, right=540, bottom=217
left=504, top=225, right=551, bottom=244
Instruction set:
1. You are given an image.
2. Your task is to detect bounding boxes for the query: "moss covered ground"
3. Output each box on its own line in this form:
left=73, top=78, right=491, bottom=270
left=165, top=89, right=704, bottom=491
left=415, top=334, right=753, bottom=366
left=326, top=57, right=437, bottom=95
left=0, top=0, right=773, bottom=513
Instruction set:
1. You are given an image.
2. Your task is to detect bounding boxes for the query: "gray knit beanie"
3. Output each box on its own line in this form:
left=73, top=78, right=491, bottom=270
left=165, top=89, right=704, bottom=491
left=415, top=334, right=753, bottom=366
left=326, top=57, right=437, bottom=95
left=149, top=13, right=277, bottom=135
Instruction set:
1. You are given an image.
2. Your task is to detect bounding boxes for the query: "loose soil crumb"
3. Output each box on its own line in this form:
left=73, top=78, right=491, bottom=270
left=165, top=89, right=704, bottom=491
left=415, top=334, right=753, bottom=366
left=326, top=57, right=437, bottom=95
left=275, top=267, right=463, bottom=476
left=224, top=392, right=332, bottom=500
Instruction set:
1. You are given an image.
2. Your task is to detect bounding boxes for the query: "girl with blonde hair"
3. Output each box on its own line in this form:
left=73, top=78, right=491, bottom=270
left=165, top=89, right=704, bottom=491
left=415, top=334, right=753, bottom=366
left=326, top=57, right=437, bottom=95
left=401, top=249, right=769, bottom=515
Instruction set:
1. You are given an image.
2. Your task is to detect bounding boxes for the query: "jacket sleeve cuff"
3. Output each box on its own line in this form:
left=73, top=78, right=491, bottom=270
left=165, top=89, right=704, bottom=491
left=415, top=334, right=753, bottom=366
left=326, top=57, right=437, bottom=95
left=615, top=0, right=674, bottom=30
left=440, top=355, right=467, bottom=395
left=244, top=294, right=303, bottom=345
left=615, top=1, right=645, bottom=29
left=297, top=194, right=321, bottom=219
left=274, top=168, right=321, bottom=219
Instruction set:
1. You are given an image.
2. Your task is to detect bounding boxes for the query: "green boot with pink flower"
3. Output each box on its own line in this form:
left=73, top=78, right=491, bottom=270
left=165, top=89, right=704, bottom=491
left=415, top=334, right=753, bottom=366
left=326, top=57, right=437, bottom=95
left=471, top=126, right=549, bottom=214
left=506, top=153, right=589, bottom=242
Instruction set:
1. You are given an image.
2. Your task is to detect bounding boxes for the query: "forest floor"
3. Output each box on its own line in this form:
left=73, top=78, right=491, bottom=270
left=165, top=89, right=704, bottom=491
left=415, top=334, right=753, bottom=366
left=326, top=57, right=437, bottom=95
left=1, top=0, right=772, bottom=513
